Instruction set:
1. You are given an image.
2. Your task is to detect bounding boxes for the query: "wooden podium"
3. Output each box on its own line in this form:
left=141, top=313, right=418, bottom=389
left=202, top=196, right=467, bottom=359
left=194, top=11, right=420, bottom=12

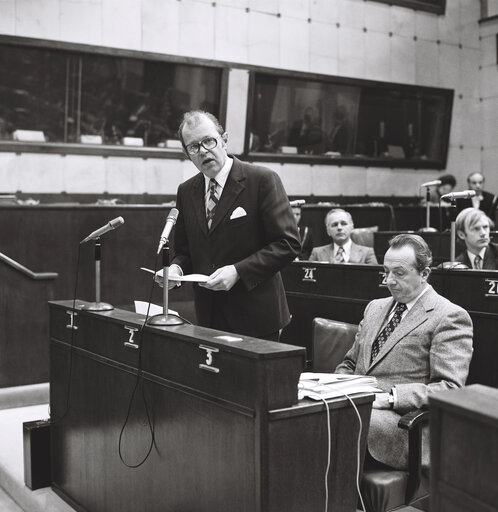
left=49, top=300, right=373, bottom=512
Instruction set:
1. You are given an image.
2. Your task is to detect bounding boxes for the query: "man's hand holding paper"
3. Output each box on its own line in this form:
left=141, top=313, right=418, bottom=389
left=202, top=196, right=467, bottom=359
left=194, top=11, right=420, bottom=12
left=199, top=264, right=240, bottom=291
left=153, top=264, right=183, bottom=290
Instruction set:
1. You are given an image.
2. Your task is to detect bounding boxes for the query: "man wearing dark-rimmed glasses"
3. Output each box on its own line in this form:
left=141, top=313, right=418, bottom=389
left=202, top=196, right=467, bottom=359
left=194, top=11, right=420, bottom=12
left=156, top=110, right=300, bottom=340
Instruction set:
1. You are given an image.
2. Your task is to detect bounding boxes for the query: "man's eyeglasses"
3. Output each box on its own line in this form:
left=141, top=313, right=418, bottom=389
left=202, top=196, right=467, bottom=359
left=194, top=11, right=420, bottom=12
left=185, top=136, right=220, bottom=155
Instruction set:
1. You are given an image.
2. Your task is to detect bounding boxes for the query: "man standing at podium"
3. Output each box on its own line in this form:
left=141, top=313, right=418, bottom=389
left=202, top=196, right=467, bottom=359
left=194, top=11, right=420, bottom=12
left=157, top=110, right=300, bottom=340
left=335, top=234, right=473, bottom=470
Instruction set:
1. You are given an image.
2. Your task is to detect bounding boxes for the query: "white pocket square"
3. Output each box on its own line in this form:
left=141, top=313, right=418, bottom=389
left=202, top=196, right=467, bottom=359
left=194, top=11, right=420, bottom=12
left=230, top=206, right=247, bottom=220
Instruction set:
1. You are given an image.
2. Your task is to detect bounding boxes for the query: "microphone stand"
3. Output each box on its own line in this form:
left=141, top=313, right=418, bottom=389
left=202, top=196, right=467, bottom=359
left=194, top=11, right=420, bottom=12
left=147, top=240, right=184, bottom=326
left=449, top=198, right=457, bottom=263
left=418, top=186, right=438, bottom=233
left=440, top=199, right=460, bottom=268
left=425, top=186, right=431, bottom=229
left=81, top=238, right=114, bottom=311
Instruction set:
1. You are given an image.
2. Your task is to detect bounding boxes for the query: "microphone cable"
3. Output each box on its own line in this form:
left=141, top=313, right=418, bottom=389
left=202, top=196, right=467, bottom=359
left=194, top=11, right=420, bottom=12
left=48, top=243, right=82, bottom=424
left=309, top=392, right=367, bottom=512
left=117, top=256, right=192, bottom=467
left=118, top=253, right=159, bottom=469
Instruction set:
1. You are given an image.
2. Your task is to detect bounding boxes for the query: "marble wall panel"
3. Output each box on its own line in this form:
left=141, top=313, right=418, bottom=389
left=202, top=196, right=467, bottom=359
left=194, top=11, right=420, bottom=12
left=178, top=1, right=215, bottom=59
left=64, top=155, right=107, bottom=193
left=280, top=15, right=310, bottom=72
left=60, top=0, right=102, bottom=45
left=102, top=0, right=142, bottom=50
left=141, top=0, right=180, bottom=54
left=214, top=5, right=249, bottom=63
left=15, top=0, right=60, bottom=40
left=0, top=0, right=16, bottom=35
left=391, top=34, right=416, bottom=84
left=247, top=11, right=280, bottom=67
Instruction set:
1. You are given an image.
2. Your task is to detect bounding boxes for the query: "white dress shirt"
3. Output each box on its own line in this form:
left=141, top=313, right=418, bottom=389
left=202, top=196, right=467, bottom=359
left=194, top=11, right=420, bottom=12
left=334, top=239, right=352, bottom=262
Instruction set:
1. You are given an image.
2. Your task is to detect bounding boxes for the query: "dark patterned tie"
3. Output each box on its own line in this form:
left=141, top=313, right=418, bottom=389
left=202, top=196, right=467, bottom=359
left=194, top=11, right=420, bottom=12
left=335, top=246, right=345, bottom=263
left=206, top=178, right=219, bottom=230
left=370, top=302, right=407, bottom=363
left=474, top=255, right=482, bottom=270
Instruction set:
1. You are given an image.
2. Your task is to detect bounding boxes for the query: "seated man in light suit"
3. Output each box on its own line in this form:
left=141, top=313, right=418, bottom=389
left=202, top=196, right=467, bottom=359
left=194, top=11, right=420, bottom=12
left=455, top=207, right=497, bottom=270
left=335, top=234, right=473, bottom=470
left=310, top=208, right=377, bottom=264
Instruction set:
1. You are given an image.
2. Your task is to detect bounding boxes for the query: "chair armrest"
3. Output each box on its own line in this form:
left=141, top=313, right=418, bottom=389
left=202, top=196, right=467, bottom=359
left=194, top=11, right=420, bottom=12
left=398, top=409, right=429, bottom=430
left=398, top=409, right=430, bottom=503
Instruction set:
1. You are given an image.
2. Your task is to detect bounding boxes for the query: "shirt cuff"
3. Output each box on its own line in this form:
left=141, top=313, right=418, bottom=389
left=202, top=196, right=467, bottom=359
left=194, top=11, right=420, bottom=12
left=169, top=264, right=183, bottom=286
left=391, top=387, right=398, bottom=409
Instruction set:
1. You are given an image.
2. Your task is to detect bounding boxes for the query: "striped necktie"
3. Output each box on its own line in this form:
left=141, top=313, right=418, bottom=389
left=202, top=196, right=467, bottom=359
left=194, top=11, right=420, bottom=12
left=474, top=254, right=482, bottom=270
left=206, top=178, right=219, bottom=230
left=335, top=246, right=345, bottom=263
left=370, top=302, right=407, bottom=363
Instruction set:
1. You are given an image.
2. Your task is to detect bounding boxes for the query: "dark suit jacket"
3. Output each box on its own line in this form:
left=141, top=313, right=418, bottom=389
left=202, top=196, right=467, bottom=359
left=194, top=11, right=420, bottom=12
left=297, top=225, right=313, bottom=260
left=172, top=157, right=301, bottom=338
left=455, top=243, right=498, bottom=270
left=457, top=190, right=497, bottom=218
left=335, top=286, right=473, bottom=470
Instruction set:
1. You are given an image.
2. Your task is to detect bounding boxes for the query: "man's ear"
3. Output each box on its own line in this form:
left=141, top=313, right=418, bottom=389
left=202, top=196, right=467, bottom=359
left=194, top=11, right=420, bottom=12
left=221, top=132, right=228, bottom=146
left=457, top=230, right=465, bottom=241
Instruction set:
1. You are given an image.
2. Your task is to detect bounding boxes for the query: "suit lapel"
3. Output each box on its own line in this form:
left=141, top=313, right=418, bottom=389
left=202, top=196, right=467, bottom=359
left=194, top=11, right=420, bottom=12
left=190, top=173, right=208, bottom=237
left=368, top=287, right=436, bottom=371
left=363, top=298, right=394, bottom=370
left=208, top=157, right=246, bottom=235
left=349, top=242, right=360, bottom=263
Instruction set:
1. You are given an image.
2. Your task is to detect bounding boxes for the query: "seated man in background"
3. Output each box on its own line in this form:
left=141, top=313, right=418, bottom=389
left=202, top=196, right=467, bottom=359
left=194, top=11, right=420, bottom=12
left=310, top=208, right=378, bottom=264
left=457, top=171, right=497, bottom=218
left=335, top=234, right=473, bottom=470
left=420, top=173, right=457, bottom=205
left=291, top=202, right=313, bottom=260
left=455, top=207, right=497, bottom=270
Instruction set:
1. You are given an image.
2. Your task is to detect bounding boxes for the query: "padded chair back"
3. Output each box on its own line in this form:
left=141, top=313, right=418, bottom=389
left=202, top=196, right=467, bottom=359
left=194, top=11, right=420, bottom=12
left=351, top=226, right=378, bottom=248
left=312, top=318, right=358, bottom=372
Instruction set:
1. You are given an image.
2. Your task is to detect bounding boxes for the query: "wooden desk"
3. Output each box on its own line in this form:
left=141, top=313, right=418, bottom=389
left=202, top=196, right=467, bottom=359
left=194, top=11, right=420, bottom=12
left=49, top=300, right=373, bottom=512
left=429, top=384, right=498, bottom=512
left=281, top=262, right=498, bottom=387
left=374, top=231, right=498, bottom=265
left=0, top=204, right=192, bottom=308
left=301, top=205, right=450, bottom=247
left=0, top=252, right=57, bottom=386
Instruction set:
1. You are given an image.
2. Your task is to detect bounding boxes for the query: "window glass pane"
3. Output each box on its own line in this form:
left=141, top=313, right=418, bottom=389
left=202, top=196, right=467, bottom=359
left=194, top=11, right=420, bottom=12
left=249, top=72, right=452, bottom=166
left=251, top=74, right=359, bottom=156
left=0, top=43, right=222, bottom=147
left=0, top=45, right=67, bottom=141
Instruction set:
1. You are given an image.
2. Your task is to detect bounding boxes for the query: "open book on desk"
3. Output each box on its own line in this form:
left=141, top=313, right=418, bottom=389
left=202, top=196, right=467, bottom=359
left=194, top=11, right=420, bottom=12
left=298, top=373, right=381, bottom=400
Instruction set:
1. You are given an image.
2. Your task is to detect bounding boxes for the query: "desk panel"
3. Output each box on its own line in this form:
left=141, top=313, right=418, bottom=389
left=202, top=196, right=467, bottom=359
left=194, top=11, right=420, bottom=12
left=281, top=262, right=498, bottom=386
left=50, top=301, right=373, bottom=512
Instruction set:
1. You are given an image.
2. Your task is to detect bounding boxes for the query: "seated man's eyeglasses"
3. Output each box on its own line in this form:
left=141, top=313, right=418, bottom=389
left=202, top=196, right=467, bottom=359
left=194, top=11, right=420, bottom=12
left=185, top=136, right=220, bottom=155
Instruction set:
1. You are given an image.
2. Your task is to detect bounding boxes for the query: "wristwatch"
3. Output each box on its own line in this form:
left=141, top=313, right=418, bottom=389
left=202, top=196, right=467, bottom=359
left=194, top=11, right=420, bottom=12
left=388, top=390, right=395, bottom=409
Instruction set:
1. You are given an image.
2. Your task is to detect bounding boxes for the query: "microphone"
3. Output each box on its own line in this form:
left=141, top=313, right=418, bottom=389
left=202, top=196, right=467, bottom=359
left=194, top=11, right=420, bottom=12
left=420, top=180, right=442, bottom=187
left=440, top=190, right=476, bottom=201
left=80, top=216, right=124, bottom=244
left=289, top=199, right=306, bottom=207
left=157, top=208, right=179, bottom=254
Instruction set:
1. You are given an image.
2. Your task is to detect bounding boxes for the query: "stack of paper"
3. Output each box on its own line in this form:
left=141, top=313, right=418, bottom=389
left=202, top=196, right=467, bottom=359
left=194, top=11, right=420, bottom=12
left=298, top=373, right=381, bottom=400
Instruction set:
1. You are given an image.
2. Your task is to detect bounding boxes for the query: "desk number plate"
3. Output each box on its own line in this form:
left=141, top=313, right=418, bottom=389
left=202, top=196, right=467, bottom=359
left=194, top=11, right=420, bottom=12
left=302, top=267, right=316, bottom=283
left=199, top=345, right=220, bottom=373
left=485, top=279, right=498, bottom=298
left=379, top=272, right=388, bottom=288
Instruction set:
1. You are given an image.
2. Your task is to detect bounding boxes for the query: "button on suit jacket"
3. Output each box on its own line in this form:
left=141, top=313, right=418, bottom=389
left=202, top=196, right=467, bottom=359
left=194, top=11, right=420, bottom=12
left=335, top=285, right=473, bottom=470
left=171, top=157, right=301, bottom=338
